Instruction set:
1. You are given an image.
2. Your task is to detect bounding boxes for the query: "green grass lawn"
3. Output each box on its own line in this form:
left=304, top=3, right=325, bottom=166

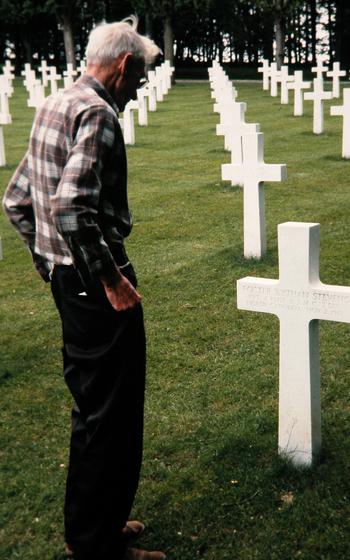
left=1, top=78, right=350, bottom=560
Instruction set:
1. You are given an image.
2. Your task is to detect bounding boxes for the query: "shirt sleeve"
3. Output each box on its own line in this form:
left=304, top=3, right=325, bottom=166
left=2, top=151, right=51, bottom=282
left=51, top=105, right=120, bottom=287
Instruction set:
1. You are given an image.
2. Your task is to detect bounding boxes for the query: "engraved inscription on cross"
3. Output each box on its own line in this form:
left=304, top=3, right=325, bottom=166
left=237, top=222, right=350, bottom=466
left=330, top=88, right=350, bottom=159
left=222, top=133, right=286, bottom=259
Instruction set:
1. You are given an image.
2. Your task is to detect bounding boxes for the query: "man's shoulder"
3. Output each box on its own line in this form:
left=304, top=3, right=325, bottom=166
left=42, top=79, right=117, bottom=122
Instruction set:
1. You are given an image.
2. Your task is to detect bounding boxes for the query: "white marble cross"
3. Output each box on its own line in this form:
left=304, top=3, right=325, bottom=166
left=327, top=62, right=346, bottom=98
left=312, top=59, right=329, bottom=80
left=0, top=75, right=12, bottom=125
left=217, top=101, right=260, bottom=156
left=330, top=88, right=350, bottom=158
left=137, top=88, right=148, bottom=126
left=27, top=82, right=46, bottom=110
left=3, top=60, right=15, bottom=96
left=48, top=66, right=62, bottom=95
left=77, top=60, right=87, bottom=76
left=287, top=70, right=311, bottom=116
left=279, top=66, right=294, bottom=104
left=0, top=74, right=10, bottom=166
left=155, top=66, right=165, bottom=100
left=63, top=63, right=78, bottom=89
left=270, top=63, right=281, bottom=97
left=163, top=60, right=174, bottom=89
left=122, top=100, right=138, bottom=145
left=222, top=133, right=286, bottom=258
left=304, top=78, right=333, bottom=134
left=237, top=222, right=350, bottom=466
left=38, top=60, right=50, bottom=87
left=21, top=64, right=34, bottom=90
left=258, top=59, right=270, bottom=91
left=146, top=71, right=157, bottom=111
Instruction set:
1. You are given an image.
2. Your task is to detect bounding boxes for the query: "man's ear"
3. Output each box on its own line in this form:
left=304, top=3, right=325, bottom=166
left=118, top=52, right=134, bottom=77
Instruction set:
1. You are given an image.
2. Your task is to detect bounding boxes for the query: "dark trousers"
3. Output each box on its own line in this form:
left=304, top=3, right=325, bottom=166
left=51, top=265, right=146, bottom=560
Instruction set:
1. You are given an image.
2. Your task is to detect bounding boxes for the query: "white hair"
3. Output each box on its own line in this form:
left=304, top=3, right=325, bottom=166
left=86, top=16, right=160, bottom=66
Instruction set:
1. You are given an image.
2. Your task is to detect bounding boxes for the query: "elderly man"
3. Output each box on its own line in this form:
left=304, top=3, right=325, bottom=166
left=3, top=17, right=165, bottom=560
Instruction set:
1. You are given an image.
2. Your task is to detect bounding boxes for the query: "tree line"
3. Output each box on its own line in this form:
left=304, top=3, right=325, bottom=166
left=1, top=0, right=350, bottom=73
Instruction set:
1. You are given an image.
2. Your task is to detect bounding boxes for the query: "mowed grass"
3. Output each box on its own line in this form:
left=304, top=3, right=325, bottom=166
left=1, top=78, right=350, bottom=559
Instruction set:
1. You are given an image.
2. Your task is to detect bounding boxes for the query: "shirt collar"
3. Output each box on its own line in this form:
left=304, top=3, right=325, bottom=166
left=76, top=74, right=120, bottom=115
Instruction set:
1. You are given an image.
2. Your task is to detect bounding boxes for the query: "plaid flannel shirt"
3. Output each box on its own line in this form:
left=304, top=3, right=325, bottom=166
left=2, top=75, right=132, bottom=285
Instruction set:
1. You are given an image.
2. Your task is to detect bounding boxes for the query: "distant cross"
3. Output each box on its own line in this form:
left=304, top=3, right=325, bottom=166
left=137, top=88, right=148, bottom=126
left=21, top=63, right=34, bottom=89
left=222, top=132, right=286, bottom=258
left=216, top=101, right=260, bottom=157
left=330, top=88, right=350, bottom=159
left=0, top=75, right=12, bottom=125
left=287, top=70, right=311, bottom=116
left=63, top=63, right=78, bottom=89
left=279, top=66, right=294, bottom=105
left=237, top=222, right=350, bottom=466
left=163, top=60, right=174, bottom=89
left=38, top=60, right=50, bottom=87
left=155, top=66, right=166, bottom=100
left=327, top=62, right=346, bottom=98
left=258, top=59, right=270, bottom=91
left=304, top=78, right=333, bottom=134
left=270, top=63, right=281, bottom=97
left=77, top=60, right=87, bottom=76
left=48, top=66, right=62, bottom=95
left=312, top=59, right=329, bottom=80
left=0, top=75, right=11, bottom=166
left=213, top=87, right=238, bottom=115
left=3, top=60, right=15, bottom=96
left=146, top=71, right=157, bottom=112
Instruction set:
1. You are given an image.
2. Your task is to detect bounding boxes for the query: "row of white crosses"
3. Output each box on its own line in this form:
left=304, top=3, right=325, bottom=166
left=229, top=58, right=350, bottom=467
left=120, top=60, right=174, bottom=146
left=208, top=61, right=286, bottom=259
left=259, top=58, right=350, bottom=155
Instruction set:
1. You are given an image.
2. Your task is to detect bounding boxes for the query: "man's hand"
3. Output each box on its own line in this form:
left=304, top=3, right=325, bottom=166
left=101, top=274, right=141, bottom=312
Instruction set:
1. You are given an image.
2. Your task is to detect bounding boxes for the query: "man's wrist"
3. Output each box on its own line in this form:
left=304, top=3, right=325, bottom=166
left=100, top=266, right=122, bottom=288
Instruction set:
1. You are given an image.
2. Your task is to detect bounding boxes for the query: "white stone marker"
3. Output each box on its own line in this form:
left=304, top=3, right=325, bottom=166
left=237, top=222, right=350, bottom=466
left=327, top=62, right=346, bottom=98
left=312, top=59, right=328, bottom=80
left=77, top=60, right=87, bottom=76
left=0, top=75, right=12, bottom=166
left=287, top=70, right=311, bottom=116
left=137, top=88, right=148, bottom=126
left=48, top=66, right=62, bottom=95
left=258, top=59, right=270, bottom=91
left=217, top=101, right=260, bottom=156
left=0, top=75, right=12, bottom=124
left=222, top=133, right=286, bottom=258
left=270, top=63, right=281, bottom=97
left=3, top=60, right=15, bottom=96
left=63, top=63, right=78, bottom=89
left=280, top=66, right=294, bottom=104
left=122, top=100, right=138, bottom=145
left=38, top=60, right=50, bottom=87
left=330, top=88, right=350, bottom=158
left=147, top=71, right=157, bottom=111
left=304, top=78, right=333, bottom=134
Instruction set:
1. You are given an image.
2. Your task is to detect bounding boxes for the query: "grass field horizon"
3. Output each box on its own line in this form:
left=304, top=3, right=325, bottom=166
left=1, top=78, right=350, bottom=559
